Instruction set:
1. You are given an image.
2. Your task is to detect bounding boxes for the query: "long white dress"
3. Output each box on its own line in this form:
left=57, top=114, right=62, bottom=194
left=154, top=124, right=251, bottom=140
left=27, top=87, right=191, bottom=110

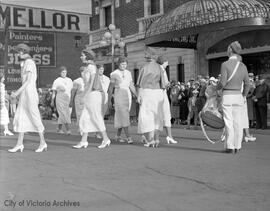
left=0, top=82, right=9, bottom=125
left=13, top=58, right=44, bottom=132
left=79, top=64, right=106, bottom=133
left=52, top=77, right=73, bottom=124
left=100, top=75, right=110, bottom=116
left=161, top=67, right=171, bottom=127
left=110, top=69, right=133, bottom=128
left=73, top=77, right=84, bottom=124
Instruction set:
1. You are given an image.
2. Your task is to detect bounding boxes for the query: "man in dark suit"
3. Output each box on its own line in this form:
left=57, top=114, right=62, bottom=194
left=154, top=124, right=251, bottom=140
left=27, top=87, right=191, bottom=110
left=253, top=76, right=269, bottom=129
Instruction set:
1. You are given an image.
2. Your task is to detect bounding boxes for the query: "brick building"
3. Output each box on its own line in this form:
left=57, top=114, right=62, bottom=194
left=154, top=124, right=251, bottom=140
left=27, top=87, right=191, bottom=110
left=88, top=0, right=195, bottom=83
left=88, top=0, right=270, bottom=82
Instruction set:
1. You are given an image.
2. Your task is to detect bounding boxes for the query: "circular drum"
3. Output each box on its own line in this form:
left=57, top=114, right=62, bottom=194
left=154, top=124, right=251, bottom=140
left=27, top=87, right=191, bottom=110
left=201, top=110, right=225, bottom=129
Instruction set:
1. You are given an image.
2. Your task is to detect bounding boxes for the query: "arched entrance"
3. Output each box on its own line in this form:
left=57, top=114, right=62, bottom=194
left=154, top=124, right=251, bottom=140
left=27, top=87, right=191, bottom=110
left=207, top=29, right=270, bottom=77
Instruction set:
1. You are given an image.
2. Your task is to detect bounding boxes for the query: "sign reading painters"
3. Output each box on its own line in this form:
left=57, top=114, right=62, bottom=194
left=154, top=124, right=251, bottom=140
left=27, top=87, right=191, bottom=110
left=0, top=30, right=56, bottom=90
left=0, top=3, right=90, bottom=33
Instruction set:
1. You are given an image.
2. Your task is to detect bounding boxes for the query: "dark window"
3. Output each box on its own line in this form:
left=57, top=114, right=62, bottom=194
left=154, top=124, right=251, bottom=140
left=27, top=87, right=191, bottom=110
left=150, top=0, right=160, bottom=15
left=104, top=6, right=112, bottom=27
left=165, top=66, right=170, bottom=81
left=134, top=68, right=139, bottom=84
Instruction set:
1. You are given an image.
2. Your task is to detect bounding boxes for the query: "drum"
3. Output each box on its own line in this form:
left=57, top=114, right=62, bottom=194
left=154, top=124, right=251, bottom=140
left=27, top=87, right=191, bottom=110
left=201, top=110, right=225, bottom=129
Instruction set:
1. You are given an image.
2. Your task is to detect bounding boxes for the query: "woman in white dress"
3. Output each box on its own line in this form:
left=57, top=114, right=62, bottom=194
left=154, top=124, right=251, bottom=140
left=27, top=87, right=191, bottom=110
left=70, top=66, right=85, bottom=127
left=156, top=56, right=177, bottom=144
left=8, top=43, right=47, bottom=153
left=73, top=48, right=111, bottom=149
left=97, top=64, right=110, bottom=117
left=0, top=73, right=14, bottom=136
left=51, top=66, right=73, bottom=134
left=137, top=48, right=166, bottom=147
left=108, top=57, right=137, bottom=144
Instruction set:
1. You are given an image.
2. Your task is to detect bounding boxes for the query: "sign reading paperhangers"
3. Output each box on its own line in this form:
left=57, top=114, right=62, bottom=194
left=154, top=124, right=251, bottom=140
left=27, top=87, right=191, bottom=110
left=0, top=3, right=90, bottom=33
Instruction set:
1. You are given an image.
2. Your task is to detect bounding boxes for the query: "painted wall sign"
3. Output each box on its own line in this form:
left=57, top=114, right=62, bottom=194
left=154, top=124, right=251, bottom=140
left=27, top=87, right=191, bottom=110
left=0, top=30, right=56, bottom=90
left=0, top=3, right=90, bottom=33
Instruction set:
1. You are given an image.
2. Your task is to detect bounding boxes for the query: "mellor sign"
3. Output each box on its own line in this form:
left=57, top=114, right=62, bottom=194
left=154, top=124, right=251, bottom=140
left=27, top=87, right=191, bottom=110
left=0, top=3, right=90, bottom=33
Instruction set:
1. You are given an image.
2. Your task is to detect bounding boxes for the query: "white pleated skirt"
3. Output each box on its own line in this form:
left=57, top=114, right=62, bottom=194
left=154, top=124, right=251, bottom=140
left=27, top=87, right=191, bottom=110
left=138, top=89, right=164, bottom=134
left=79, top=91, right=106, bottom=133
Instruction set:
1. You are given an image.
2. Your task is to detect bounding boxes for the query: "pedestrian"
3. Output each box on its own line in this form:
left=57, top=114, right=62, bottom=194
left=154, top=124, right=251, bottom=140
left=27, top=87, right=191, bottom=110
left=8, top=43, right=47, bottom=153
left=0, top=72, right=14, bottom=136
left=169, top=80, right=180, bottom=124
left=108, top=57, right=137, bottom=144
left=156, top=55, right=177, bottom=144
left=252, top=75, right=269, bottom=130
left=70, top=66, right=85, bottom=126
left=137, top=47, right=166, bottom=147
left=98, top=64, right=110, bottom=117
left=73, top=47, right=111, bottom=149
left=217, top=41, right=249, bottom=153
left=51, top=66, right=73, bottom=134
left=187, top=89, right=199, bottom=129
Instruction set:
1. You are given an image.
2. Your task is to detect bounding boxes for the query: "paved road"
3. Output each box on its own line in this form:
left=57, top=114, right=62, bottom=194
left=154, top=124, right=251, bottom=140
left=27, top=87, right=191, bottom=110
left=0, top=120, right=270, bottom=211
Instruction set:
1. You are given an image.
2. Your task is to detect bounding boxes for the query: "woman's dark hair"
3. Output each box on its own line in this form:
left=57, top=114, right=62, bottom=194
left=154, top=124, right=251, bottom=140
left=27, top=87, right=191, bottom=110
left=117, top=56, right=128, bottom=65
left=82, top=50, right=95, bottom=61
left=96, top=64, right=104, bottom=69
left=59, top=66, right=67, bottom=73
left=156, top=55, right=168, bottom=65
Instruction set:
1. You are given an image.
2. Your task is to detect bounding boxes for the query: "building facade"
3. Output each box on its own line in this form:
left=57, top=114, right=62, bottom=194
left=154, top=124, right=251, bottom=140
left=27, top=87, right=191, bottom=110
left=88, top=0, right=270, bottom=82
left=88, top=0, right=195, bottom=83
left=0, top=3, right=90, bottom=90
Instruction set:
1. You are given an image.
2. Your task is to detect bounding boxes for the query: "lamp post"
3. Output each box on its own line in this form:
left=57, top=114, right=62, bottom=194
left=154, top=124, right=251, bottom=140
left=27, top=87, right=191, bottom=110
left=99, top=24, right=125, bottom=72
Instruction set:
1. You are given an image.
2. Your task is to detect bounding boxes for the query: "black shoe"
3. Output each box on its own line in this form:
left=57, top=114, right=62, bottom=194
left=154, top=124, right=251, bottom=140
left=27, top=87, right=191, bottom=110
left=223, top=149, right=234, bottom=154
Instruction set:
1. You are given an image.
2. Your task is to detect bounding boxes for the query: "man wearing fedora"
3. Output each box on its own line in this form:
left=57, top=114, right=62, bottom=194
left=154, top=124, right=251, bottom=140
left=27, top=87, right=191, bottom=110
left=217, top=41, right=250, bottom=153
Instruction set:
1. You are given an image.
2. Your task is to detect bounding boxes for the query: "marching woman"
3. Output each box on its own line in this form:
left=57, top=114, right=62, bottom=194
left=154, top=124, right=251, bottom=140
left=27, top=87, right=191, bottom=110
left=156, top=56, right=177, bottom=144
left=51, top=66, right=73, bottom=134
left=97, top=64, right=110, bottom=117
left=8, top=43, right=47, bottom=153
left=217, top=41, right=249, bottom=153
left=108, top=57, right=137, bottom=144
left=137, top=47, right=166, bottom=147
left=0, top=73, right=14, bottom=136
left=70, top=66, right=85, bottom=127
left=73, top=48, right=111, bottom=149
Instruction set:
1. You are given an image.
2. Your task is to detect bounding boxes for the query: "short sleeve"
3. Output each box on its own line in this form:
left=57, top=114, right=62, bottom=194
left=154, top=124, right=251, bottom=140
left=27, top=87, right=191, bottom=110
left=52, top=78, right=59, bottom=90
left=110, top=72, right=116, bottom=84
left=24, top=59, right=36, bottom=73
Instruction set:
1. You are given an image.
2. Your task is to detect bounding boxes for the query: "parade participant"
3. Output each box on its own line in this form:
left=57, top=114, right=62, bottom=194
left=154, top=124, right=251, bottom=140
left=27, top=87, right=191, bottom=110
left=73, top=48, right=111, bottom=149
left=108, top=57, right=137, bottom=144
left=70, top=66, right=85, bottom=126
left=51, top=66, right=73, bottom=134
left=156, top=55, right=177, bottom=144
left=97, top=64, right=110, bottom=117
left=8, top=43, right=47, bottom=153
left=137, top=47, right=166, bottom=147
left=0, top=73, right=14, bottom=136
left=217, top=41, right=249, bottom=153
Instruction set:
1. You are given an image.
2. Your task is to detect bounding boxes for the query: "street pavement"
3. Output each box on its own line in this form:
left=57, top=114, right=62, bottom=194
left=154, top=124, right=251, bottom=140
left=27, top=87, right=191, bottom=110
left=0, top=120, right=270, bottom=211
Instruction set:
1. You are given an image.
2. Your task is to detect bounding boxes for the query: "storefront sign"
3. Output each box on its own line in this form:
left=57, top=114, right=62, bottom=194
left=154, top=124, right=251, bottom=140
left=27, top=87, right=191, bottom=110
left=0, top=3, right=90, bottom=33
left=0, top=30, right=56, bottom=90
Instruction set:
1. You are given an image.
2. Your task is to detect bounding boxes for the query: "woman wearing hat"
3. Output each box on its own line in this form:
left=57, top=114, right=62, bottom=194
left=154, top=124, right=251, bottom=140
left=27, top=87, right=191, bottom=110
left=108, top=57, right=137, bottom=144
left=156, top=55, right=177, bottom=144
left=8, top=43, right=47, bottom=153
left=73, top=48, right=111, bottom=149
left=137, top=47, right=166, bottom=147
left=0, top=73, right=14, bottom=136
left=51, top=66, right=73, bottom=134
left=217, top=41, right=249, bottom=153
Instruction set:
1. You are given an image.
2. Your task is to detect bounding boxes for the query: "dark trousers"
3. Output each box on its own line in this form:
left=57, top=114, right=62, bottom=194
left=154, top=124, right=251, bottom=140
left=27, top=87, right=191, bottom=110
left=255, top=104, right=267, bottom=129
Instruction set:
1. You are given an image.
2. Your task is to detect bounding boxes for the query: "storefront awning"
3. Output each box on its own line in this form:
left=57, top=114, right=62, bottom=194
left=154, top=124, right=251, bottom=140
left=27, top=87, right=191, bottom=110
left=145, top=0, right=270, bottom=48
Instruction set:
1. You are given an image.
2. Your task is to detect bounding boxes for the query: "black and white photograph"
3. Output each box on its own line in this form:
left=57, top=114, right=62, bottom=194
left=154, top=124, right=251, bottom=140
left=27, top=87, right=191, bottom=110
left=1, top=0, right=270, bottom=210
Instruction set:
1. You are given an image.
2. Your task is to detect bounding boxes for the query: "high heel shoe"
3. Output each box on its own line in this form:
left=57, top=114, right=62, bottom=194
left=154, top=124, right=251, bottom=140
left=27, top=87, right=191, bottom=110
left=144, top=140, right=157, bottom=148
left=4, top=130, right=14, bottom=136
left=8, top=145, right=24, bottom=153
left=244, top=136, right=256, bottom=142
left=98, top=139, right=111, bottom=149
left=166, top=136, right=177, bottom=144
left=73, top=142, right=88, bottom=149
left=126, top=137, right=133, bottom=144
left=154, top=140, right=160, bottom=147
left=115, top=135, right=125, bottom=143
left=35, top=143, right=48, bottom=152
left=141, top=135, right=147, bottom=144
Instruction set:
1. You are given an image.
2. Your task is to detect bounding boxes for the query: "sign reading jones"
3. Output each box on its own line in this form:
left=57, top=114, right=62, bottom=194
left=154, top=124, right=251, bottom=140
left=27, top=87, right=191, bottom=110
left=0, top=30, right=55, bottom=90
left=0, top=3, right=90, bottom=33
